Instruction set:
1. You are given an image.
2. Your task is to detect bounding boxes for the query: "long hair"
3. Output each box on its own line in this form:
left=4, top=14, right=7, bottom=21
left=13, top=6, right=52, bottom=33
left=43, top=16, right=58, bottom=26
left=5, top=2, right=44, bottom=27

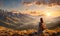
left=40, top=18, right=43, bottom=23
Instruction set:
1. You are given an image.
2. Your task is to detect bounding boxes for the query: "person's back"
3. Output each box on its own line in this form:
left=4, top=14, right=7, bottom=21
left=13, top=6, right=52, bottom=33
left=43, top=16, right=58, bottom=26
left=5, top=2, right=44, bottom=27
left=38, top=18, right=46, bottom=36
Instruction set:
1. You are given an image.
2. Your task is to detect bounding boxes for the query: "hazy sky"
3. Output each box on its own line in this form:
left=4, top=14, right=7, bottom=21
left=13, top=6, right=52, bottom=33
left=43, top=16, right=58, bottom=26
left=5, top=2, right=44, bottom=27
left=0, top=0, right=60, bottom=16
left=0, top=0, right=60, bottom=10
left=0, top=0, right=23, bottom=10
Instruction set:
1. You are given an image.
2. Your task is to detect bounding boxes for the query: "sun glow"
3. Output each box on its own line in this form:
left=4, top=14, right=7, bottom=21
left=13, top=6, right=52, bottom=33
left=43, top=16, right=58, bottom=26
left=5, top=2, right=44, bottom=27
left=46, top=12, right=51, bottom=16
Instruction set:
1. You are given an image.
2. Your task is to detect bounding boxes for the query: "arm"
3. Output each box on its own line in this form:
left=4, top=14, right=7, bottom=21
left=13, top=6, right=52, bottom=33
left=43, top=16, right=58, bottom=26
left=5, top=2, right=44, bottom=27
left=40, top=18, right=46, bottom=30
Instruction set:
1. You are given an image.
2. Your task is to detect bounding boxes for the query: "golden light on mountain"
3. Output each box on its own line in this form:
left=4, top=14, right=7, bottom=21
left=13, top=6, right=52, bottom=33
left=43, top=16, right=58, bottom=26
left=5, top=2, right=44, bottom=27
left=52, top=12, right=60, bottom=17
left=44, top=11, right=60, bottom=17
left=22, top=10, right=43, bottom=16
left=45, top=12, right=52, bottom=17
left=24, top=10, right=60, bottom=17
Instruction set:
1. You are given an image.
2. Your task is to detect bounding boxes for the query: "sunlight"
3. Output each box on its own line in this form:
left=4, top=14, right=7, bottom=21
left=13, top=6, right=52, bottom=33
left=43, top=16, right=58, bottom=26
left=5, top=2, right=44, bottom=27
left=46, top=12, right=51, bottom=16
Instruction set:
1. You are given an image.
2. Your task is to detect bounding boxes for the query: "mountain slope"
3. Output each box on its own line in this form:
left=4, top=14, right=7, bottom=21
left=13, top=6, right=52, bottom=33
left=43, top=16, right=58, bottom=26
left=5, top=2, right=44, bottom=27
left=0, top=9, right=35, bottom=30
left=46, top=16, right=60, bottom=29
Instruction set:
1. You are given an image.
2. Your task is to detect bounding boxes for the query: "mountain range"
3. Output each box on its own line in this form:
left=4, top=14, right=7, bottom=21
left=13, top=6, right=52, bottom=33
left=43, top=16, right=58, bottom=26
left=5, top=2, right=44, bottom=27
left=0, top=9, right=60, bottom=30
left=0, top=9, right=37, bottom=30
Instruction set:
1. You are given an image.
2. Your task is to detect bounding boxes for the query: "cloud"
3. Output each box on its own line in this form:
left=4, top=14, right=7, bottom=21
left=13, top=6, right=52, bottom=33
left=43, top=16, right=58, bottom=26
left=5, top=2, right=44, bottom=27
left=22, top=0, right=60, bottom=6
left=22, top=0, right=36, bottom=6
left=49, top=0, right=60, bottom=5
left=35, top=1, right=41, bottom=5
left=23, top=2, right=33, bottom=6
